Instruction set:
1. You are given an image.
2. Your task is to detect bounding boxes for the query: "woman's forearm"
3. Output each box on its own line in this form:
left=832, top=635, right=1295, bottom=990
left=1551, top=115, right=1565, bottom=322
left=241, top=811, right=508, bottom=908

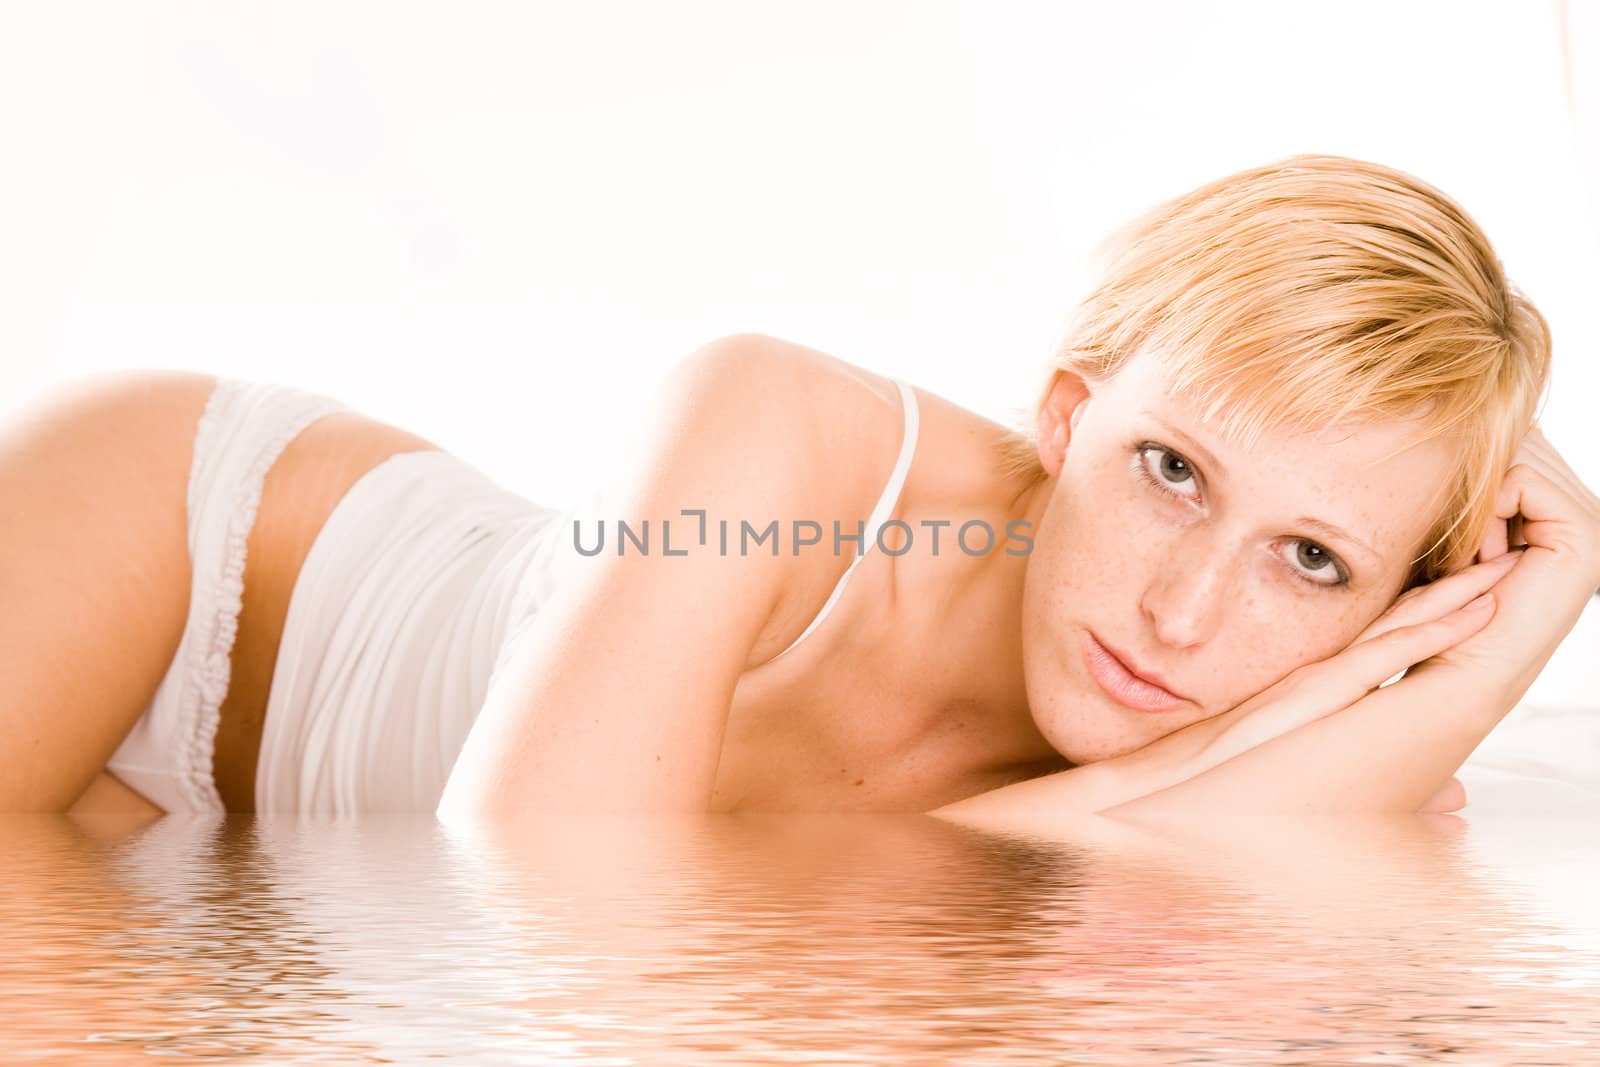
left=930, top=730, right=1207, bottom=833
left=1098, top=659, right=1515, bottom=819
left=1102, top=536, right=1599, bottom=821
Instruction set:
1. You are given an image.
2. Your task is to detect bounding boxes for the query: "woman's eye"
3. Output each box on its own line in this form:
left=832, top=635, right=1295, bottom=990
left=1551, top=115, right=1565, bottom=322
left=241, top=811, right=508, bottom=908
left=1135, top=442, right=1351, bottom=589
left=1288, top=540, right=1347, bottom=587
left=1135, top=444, right=1200, bottom=501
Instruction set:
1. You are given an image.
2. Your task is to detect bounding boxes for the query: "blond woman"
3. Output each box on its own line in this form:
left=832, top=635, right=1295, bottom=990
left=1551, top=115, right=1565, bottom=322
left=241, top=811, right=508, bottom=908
left=9, top=155, right=1597, bottom=824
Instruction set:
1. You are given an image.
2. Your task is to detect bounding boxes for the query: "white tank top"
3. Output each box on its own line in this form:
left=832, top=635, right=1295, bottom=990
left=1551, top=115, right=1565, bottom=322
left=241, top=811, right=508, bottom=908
left=767, top=377, right=920, bottom=662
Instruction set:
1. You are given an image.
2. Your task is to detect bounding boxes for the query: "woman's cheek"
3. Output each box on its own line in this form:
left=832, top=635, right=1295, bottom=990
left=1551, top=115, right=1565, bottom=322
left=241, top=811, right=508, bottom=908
left=1224, top=591, right=1374, bottom=701
left=1064, top=468, right=1159, bottom=569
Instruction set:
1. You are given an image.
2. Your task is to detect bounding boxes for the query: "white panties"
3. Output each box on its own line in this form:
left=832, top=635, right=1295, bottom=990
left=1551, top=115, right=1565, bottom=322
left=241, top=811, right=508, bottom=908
left=108, top=377, right=569, bottom=816
left=106, top=378, right=348, bottom=814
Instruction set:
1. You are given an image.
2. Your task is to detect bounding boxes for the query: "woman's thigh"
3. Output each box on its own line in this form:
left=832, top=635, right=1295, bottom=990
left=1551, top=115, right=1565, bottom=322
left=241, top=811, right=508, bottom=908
left=1, top=370, right=215, bottom=811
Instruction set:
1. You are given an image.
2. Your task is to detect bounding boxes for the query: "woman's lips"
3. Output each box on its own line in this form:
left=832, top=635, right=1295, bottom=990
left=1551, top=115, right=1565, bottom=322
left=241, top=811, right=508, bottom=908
left=1081, top=631, right=1189, bottom=713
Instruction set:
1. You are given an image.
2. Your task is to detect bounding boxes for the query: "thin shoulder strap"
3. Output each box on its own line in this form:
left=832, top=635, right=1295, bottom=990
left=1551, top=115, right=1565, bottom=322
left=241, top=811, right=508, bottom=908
left=768, top=378, right=919, bottom=663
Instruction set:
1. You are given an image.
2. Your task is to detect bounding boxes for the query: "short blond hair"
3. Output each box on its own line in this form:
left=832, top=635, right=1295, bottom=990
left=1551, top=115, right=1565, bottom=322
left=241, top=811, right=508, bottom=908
left=998, top=154, right=1551, bottom=589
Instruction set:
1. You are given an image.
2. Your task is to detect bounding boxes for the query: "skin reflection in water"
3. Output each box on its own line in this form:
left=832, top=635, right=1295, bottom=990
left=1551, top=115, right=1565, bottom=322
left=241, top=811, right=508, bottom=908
left=445, top=814, right=1096, bottom=1061
left=6, top=810, right=1599, bottom=1063
left=992, top=812, right=1600, bottom=1059
left=0, top=813, right=382, bottom=1064
left=449, top=812, right=1600, bottom=1064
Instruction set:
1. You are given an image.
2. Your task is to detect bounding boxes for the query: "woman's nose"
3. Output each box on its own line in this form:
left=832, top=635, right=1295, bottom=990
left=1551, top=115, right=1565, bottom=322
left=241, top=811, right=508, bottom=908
left=1139, top=552, right=1231, bottom=649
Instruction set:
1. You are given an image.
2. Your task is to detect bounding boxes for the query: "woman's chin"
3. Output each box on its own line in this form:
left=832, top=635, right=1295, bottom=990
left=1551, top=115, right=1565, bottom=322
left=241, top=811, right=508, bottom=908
left=1030, top=708, right=1136, bottom=767
left=1030, top=694, right=1189, bottom=767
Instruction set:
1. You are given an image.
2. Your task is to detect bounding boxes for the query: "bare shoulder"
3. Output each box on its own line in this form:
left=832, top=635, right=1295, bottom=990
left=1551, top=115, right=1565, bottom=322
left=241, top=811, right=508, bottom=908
left=668, top=333, right=905, bottom=445
left=611, top=336, right=905, bottom=661
left=665, top=331, right=913, bottom=512
left=440, top=336, right=915, bottom=813
left=669, top=335, right=1041, bottom=670
left=672, top=332, right=1018, bottom=515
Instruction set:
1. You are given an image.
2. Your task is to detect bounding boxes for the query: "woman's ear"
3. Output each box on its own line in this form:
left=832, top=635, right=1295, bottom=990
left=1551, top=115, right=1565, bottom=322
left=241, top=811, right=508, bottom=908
left=1037, top=369, right=1093, bottom=478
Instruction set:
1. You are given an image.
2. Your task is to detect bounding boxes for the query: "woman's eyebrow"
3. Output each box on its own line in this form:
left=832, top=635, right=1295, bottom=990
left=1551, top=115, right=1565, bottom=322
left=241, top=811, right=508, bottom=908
left=1147, top=414, right=1380, bottom=568
left=1295, top=517, right=1381, bottom=568
left=1149, top=414, right=1225, bottom=478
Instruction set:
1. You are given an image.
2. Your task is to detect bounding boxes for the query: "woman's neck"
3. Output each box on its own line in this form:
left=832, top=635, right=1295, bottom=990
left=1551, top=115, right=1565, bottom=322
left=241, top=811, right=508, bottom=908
left=892, top=467, right=1062, bottom=785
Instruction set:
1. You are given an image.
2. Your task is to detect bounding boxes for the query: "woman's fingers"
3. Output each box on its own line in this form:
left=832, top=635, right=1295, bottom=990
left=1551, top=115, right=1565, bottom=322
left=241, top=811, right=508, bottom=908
left=1476, top=424, right=1600, bottom=565
left=1330, top=590, right=1498, bottom=697
left=1495, top=457, right=1600, bottom=561
left=1206, top=592, right=1498, bottom=764
left=1480, top=509, right=1510, bottom=563
left=1355, top=551, right=1518, bottom=646
left=1476, top=427, right=1539, bottom=564
left=1513, top=426, right=1586, bottom=501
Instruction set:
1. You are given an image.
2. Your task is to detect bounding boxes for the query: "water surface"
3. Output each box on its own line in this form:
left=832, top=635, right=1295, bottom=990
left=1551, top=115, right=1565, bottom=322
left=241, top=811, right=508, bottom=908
left=5, top=809, right=1598, bottom=1064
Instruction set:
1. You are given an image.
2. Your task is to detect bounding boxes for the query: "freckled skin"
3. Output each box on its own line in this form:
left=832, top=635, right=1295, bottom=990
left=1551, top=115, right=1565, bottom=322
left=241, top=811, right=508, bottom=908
left=1020, top=350, right=1457, bottom=766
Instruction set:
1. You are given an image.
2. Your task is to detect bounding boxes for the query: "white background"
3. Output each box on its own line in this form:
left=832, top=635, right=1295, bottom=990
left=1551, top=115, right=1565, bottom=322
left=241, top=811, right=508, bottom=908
left=4, top=0, right=1596, bottom=705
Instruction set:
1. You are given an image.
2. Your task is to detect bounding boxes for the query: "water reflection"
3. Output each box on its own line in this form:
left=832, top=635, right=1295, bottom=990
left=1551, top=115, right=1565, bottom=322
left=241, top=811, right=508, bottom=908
left=4, top=808, right=1597, bottom=1063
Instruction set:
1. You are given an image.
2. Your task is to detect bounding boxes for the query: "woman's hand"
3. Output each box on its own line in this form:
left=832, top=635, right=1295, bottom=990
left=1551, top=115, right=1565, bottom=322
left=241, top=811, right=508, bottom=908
left=1410, top=425, right=1600, bottom=704
left=938, top=556, right=1508, bottom=829
left=1138, top=551, right=1516, bottom=810
left=1206, top=556, right=1510, bottom=748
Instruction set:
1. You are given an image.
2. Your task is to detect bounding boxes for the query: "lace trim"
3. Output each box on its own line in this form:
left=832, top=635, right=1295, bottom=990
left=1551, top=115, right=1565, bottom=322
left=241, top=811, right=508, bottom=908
left=175, top=379, right=346, bottom=813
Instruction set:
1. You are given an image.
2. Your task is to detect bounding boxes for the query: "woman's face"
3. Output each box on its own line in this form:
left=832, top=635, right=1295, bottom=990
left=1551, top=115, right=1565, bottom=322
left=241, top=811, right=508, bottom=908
left=1021, top=348, right=1458, bottom=765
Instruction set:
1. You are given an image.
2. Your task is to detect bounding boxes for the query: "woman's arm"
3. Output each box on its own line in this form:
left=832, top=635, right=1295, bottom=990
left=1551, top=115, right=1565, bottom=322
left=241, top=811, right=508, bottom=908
left=933, top=552, right=1509, bottom=832
left=439, top=335, right=840, bottom=817
left=1100, top=637, right=1517, bottom=819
